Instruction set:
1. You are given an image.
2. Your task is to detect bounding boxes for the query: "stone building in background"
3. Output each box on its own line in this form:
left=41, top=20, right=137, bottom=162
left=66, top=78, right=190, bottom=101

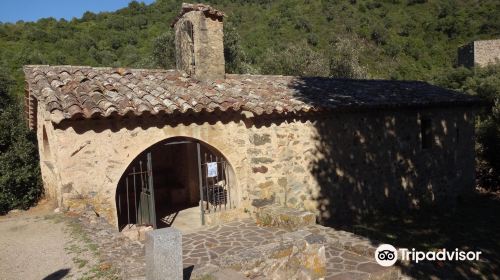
left=24, top=3, right=484, bottom=230
left=458, top=39, right=500, bottom=68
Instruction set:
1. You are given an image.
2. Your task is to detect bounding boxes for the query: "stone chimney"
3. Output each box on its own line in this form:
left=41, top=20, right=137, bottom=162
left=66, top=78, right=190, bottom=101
left=172, top=3, right=225, bottom=81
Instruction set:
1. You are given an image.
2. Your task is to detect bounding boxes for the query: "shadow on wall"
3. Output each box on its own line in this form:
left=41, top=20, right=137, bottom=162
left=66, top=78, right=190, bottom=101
left=289, top=77, right=500, bottom=279
left=288, top=77, right=475, bottom=226
left=55, top=110, right=249, bottom=134
left=311, top=109, right=473, bottom=225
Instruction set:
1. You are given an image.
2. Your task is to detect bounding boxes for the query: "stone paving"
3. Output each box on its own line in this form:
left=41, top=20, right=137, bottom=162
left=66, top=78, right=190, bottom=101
left=183, top=219, right=398, bottom=279
left=182, top=220, right=288, bottom=277
left=74, top=208, right=398, bottom=279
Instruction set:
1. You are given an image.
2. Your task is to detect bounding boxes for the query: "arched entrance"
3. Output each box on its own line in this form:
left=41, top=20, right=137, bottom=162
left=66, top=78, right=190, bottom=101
left=115, top=137, right=236, bottom=231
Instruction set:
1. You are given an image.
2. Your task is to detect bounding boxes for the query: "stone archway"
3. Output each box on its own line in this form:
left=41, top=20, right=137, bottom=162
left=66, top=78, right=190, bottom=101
left=115, top=136, right=237, bottom=231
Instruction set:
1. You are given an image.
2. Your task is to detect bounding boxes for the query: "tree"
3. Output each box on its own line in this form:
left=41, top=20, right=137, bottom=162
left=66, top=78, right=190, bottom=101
left=0, top=69, right=12, bottom=109
left=261, top=41, right=329, bottom=77
left=0, top=68, right=42, bottom=214
left=152, top=31, right=175, bottom=69
left=224, top=22, right=253, bottom=74
left=328, top=36, right=368, bottom=79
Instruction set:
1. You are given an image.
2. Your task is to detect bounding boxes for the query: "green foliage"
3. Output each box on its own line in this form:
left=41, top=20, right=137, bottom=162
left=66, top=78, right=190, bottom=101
left=328, top=36, right=368, bottom=79
left=0, top=68, right=42, bottom=214
left=0, top=0, right=498, bottom=80
left=223, top=21, right=254, bottom=74
left=0, top=69, right=12, bottom=109
left=152, top=31, right=175, bottom=69
left=261, top=40, right=329, bottom=77
left=261, top=36, right=368, bottom=79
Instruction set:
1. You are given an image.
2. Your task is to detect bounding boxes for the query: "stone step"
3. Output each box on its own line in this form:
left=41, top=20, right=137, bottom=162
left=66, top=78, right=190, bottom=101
left=255, top=204, right=316, bottom=230
left=304, top=224, right=379, bottom=259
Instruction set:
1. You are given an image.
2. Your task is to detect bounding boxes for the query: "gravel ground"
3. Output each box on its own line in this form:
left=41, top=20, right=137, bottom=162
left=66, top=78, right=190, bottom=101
left=0, top=200, right=102, bottom=280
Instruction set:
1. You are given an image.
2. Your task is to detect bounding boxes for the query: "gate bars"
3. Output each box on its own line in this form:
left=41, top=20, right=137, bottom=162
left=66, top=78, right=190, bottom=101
left=118, top=140, right=232, bottom=229
left=201, top=153, right=230, bottom=210
left=170, top=141, right=232, bottom=226
left=117, top=152, right=156, bottom=229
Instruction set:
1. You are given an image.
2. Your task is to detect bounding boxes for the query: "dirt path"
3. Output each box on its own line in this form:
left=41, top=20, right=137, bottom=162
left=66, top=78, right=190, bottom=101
left=0, top=200, right=101, bottom=280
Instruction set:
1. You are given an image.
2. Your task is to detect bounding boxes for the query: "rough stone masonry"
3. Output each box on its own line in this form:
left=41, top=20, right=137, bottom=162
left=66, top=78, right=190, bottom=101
left=23, top=3, right=485, bottom=230
left=458, top=39, right=500, bottom=68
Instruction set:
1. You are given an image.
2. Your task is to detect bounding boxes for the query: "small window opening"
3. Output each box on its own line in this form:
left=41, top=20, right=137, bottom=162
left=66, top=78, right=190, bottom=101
left=421, top=118, right=432, bottom=149
left=183, top=21, right=195, bottom=67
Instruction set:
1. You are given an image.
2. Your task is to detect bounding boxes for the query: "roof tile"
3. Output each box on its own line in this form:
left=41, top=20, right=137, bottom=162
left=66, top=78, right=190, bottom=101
left=24, top=65, right=484, bottom=125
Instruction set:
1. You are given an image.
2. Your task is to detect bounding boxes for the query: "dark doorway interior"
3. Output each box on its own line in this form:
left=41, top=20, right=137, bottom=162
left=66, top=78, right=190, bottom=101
left=116, top=137, right=231, bottom=231
left=152, top=141, right=200, bottom=228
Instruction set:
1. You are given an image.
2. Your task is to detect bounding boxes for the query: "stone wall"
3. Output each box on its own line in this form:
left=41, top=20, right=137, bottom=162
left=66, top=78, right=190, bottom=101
left=458, top=39, right=500, bottom=68
left=174, top=10, right=225, bottom=81
left=36, top=102, right=63, bottom=203
left=245, top=108, right=476, bottom=225
left=42, top=115, right=250, bottom=227
left=473, top=39, right=500, bottom=67
left=37, top=106, right=476, bottom=228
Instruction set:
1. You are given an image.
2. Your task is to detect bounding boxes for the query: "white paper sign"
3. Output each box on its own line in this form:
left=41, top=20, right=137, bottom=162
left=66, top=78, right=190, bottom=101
left=207, top=162, right=218, bottom=177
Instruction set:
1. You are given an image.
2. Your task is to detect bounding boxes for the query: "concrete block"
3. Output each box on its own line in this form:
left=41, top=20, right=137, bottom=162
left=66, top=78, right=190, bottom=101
left=146, top=228, right=183, bottom=280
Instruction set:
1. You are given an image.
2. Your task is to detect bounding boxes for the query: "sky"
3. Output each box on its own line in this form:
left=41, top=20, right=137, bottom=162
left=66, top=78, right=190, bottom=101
left=0, top=0, right=155, bottom=23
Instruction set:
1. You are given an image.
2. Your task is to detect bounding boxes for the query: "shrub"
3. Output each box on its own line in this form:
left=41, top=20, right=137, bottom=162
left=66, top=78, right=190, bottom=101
left=224, top=22, right=254, bottom=74
left=0, top=69, right=42, bottom=214
left=261, top=41, right=329, bottom=77
left=152, top=31, right=175, bottom=69
left=328, top=36, right=368, bottom=79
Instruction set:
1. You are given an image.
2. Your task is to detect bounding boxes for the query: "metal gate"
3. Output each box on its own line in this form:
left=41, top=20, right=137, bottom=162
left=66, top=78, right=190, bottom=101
left=117, top=152, right=157, bottom=229
left=198, top=146, right=231, bottom=225
left=160, top=140, right=232, bottom=226
left=117, top=140, right=232, bottom=229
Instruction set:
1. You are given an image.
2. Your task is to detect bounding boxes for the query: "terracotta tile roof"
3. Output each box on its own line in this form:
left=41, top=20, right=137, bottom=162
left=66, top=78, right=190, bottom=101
left=24, top=65, right=483, bottom=128
left=171, top=3, right=224, bottom=27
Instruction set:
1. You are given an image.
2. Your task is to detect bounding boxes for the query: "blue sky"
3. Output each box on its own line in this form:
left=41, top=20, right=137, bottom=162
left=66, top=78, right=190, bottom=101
left=0, top=0, right=155, bottom=23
